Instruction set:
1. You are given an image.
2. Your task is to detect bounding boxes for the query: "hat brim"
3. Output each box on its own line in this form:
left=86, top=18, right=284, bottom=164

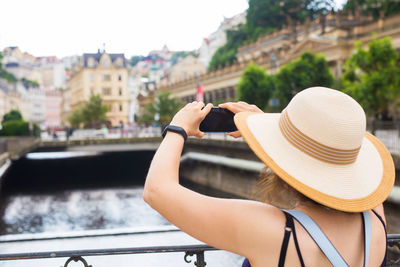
left=235, top=112, right=395, bottom=212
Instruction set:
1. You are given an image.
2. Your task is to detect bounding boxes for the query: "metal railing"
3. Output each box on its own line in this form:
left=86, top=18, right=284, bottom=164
left=0, top=244, right=217, bottom=267
left=0, top=235, right=400, bottom=266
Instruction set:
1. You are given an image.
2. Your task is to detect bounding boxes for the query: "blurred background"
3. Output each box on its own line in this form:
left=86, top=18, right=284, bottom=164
left=0, top=0, right=400, bottom=266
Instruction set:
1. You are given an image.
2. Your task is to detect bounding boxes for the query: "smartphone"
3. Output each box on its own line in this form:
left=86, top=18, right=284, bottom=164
left=200, top=107, right=237, bottom=132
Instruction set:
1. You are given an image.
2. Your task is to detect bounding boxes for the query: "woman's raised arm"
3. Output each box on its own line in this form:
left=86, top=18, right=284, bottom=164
left=143, top=101, right=283, bottom=260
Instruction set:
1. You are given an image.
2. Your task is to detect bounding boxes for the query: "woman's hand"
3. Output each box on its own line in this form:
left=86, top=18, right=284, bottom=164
left=219, top=101, right=263, bottom=138
left=170, top=101, right=213, bottom=138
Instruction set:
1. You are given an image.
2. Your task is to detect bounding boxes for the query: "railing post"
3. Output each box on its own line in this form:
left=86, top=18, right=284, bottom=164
left=184, top=250, right=206, bottom=266
left=63, top=256, right=92, bottom=267
left=195, top=251, right=206, bottom=267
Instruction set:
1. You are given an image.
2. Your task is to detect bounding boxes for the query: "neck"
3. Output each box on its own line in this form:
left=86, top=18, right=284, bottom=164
left=295, top=201, right=354, bottom=217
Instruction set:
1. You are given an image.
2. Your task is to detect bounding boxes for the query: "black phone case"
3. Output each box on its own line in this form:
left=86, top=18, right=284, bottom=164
left=199, top=108, right=237, bottom=132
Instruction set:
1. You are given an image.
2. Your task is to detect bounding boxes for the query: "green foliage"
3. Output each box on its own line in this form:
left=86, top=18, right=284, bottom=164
left=68, top=108, right=83, bottom=128
left=129, top=56, right=144, bottom=67
left=67, top=95, right=109, bottom=128
left=0, top=120, right=30, bottom=136
left=344, top=0, right=400, bottom=19
left=208, top=0, right=335, bottom=71
left=237, top=63, right=275, bottom=110
left=171, top=51, right=199, bottom=66
left=32, top=123, right=40, bottom=137
left=21, top=77, right=39, bottom=88
left=341, top=37, right=400, bottom=118
left=274, top=52, right=334, bottom=109
left=155, top=91, right=184, bottom=126
left=0, top=109, right=39, bottom=136
left=0, top=52, right=17, bottom=83
left=137, top=103, right=157, bottom=126
left=2, top=110, right=23, bottom=123
left=137, top=91, right=184, bottom=127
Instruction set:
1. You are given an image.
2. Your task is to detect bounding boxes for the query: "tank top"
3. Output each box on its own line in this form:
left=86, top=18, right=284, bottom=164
left=242, top=209, right=387, bottom=267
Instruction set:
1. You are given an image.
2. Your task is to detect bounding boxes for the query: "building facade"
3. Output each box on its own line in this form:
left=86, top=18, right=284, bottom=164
left=68, top=51, right=129, bottom=126
left=198, top=12, right=246, bottom=67
left=148, top=13, right=400, bottom=108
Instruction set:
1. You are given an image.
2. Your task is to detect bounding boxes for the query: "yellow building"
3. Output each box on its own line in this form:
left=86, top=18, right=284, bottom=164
left=68, top=51, right=129, bottom=126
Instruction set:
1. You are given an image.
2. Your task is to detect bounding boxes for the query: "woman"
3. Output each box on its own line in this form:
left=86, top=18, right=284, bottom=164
left=143, top=87, right=394, bottom=266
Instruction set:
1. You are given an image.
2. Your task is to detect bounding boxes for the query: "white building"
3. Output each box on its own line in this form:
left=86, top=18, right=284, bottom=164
left=198, top=12, right=246, bottom=68
left=27, top=87, right=46, bottom=128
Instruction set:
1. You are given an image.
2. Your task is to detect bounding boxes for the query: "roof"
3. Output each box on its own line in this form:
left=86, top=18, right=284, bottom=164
left=82, top=52, right=126, bottom=68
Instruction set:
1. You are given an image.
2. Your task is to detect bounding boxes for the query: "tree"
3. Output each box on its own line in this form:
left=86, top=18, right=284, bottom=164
left=274, top=52, right=334, bottom=110
left=67, top=108, right=83, bottom=128
left=341, top=37, right=400, bottom=119
left=0, top=109, right=39, bottom=137
left=67, top=95, right=109, bottom=128
left=0, top=121, right=30, bottom=136
left=154, top=91, right=184, bottom=127
left=208, top=0, right=336, bottom=71
left=137, top=103, right=157, bottom=126
left=129, top=56, right=144, bottom=67
left=2, top=110, right=23, bottom=123
left=137, top=91, right=183, bottom=128
left=81, top=95, right=109, bottom=128
left=237, top=63, right=275, bottom=110
left=344, top=0, right=400, bottom=19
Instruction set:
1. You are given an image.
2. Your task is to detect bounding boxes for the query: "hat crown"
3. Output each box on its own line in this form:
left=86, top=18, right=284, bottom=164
left=286, top=87, right=366, bottom=150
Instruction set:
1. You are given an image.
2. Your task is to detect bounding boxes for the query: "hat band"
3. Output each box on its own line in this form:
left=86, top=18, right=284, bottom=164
left=279, top=109, right=360, bottom=164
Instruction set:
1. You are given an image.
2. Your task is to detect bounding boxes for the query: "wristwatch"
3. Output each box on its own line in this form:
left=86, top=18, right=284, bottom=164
left=162, top=125, right=188, bottom=142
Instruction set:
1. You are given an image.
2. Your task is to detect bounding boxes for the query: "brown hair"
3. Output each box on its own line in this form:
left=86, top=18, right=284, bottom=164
left=253, top=167, right=328, bottom=210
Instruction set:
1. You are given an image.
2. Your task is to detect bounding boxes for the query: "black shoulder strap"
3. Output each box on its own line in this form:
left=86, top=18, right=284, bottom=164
left=371, top=210, right=387, bottom=267
left=278, top=212, right=293, bottom=267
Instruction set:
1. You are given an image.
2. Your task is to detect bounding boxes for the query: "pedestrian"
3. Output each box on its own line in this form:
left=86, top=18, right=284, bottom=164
left=144, top=87, right=394, bottom=266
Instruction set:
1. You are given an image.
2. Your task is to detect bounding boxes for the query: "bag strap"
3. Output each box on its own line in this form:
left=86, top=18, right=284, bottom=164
left=362, top=211, right=371, bottom=267
left=284, top=210, right=348, bottom=267
left=285, top=210, right=371, bottom=267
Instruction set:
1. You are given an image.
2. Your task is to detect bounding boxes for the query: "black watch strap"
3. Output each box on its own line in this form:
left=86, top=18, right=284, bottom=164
left=162, top=125, right=188, bottom=141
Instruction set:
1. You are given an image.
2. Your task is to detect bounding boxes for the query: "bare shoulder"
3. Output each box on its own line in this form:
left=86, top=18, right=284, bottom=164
left=232, top=200, right=286, bottom=258
left=372, top=204, right=386, bottom=224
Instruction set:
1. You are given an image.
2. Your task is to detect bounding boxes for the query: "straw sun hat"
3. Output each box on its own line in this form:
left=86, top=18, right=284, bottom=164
left=234, top=87, right=394, bottom=212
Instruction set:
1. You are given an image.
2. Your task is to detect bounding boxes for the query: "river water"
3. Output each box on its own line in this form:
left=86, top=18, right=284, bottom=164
left=0, top=151, right=244, bottom=266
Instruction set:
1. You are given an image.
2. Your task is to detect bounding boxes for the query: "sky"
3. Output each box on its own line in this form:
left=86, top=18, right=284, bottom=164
left=0, top=0, right=347, bottom=59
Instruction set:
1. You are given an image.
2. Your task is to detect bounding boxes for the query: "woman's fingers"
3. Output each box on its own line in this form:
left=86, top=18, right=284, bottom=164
left=201, top=103, right=213, bottom=117
left=219, top=102, right=263, bottom=114
left=196, top=101, right=205, bottom=109
left=219, top=102, right=240, bottom=113
left=196, top=131, right=205, bottom=139
left=226, top=131, right=242, bottom=138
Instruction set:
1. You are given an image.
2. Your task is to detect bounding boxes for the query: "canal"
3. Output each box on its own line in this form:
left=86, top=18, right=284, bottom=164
left=0, top=150, right=244, bottom=266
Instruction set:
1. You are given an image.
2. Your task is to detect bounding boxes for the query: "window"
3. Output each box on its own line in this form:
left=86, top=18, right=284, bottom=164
left=103, top=60, right=110, bottom=67
left=90, top=87, right=94, bottom=95
left=102, top=74, right=111, bottom=81
left=115, top=57, right=123, bottom=67
left=229, top=87, right=235, bottom=99
left=88, top=57, right=96, bottom=68
left=221, top=89, right=227, bottom=100
left=89, top=74, right=94, bottom=82
left=102, top=88, right=111, bottom=95
left=119, top=105, right=123, bottom=111
left=118, top=75, right=122, bottom=81
left=119, top=88, right=122, bottom=96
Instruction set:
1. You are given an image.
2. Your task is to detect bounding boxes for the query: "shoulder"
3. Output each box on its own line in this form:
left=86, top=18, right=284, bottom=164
left=236, top=201, right=287, bottom=259
left=371, top=204, right=386, bottom=225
